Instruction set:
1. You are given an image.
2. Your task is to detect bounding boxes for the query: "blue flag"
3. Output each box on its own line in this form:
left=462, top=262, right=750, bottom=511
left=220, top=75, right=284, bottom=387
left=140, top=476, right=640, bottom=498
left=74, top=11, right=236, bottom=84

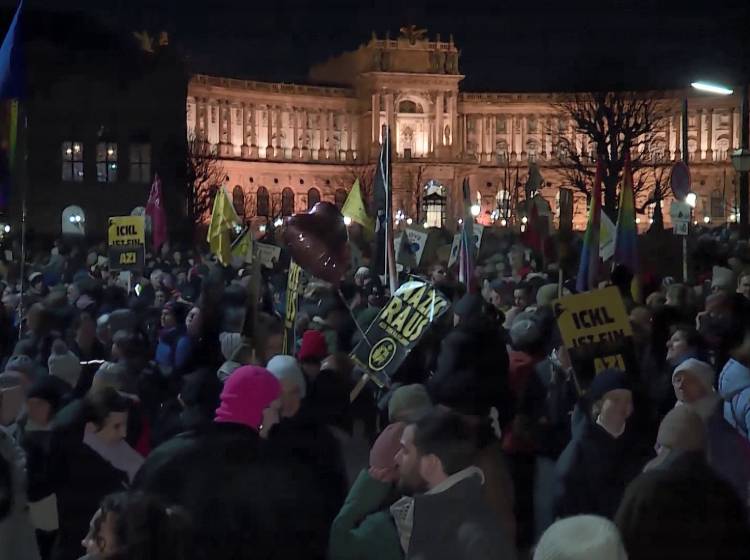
left=0, top=1, right=24, bottom=100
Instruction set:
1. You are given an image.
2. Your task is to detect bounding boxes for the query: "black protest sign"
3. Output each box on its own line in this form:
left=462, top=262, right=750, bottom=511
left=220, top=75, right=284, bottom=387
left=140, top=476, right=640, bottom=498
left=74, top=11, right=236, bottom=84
left=108, top=216, right=145, bottom=271
left=351, top=280, right=450, bottom=378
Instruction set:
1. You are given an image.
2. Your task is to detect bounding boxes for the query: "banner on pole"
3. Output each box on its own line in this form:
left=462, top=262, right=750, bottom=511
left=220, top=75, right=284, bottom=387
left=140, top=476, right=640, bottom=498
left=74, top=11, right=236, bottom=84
left=255, top=242, right=282, bottom=269
left=553, top=286, right=634, bottom=382
left=107, top=216, right=145, bottom=271
left=351, top=280, right=450, bottom=379
left=282, top=261, right=303, bottom=354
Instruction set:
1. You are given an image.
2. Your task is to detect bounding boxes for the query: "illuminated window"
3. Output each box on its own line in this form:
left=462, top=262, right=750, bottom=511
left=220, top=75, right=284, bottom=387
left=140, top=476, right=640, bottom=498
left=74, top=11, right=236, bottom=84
left=129, top=143, right=151, bottom=183
left=61, top=141, right=84, bottom=182
left=307, top=187, right=321, bottom=210
left=232, top=185, right=246, bottom=219
left=281, top=187, right=295, bottom=216
left=256, top=186, right=270, bottom=217
left=423, top=180, right=446, bottom=228
left=96, top=142, right=118, bottom=183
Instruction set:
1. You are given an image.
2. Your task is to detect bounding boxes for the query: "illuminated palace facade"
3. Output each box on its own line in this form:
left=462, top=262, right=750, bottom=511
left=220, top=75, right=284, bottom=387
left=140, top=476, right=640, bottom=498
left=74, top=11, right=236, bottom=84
left=187, top=30, right=743, bottom=231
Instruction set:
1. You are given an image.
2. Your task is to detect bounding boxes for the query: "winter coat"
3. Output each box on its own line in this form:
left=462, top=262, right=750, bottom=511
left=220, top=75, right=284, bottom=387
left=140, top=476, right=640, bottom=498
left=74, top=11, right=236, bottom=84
left=474, top=439, right=517, bottom=547
left=39, top=430, right=130, bottom=560
left=329, top=470, right=402, bottom=560
left=704, top=401, right=750, bottom=509
left=154, top=326, right=181, bottom=375
left=554, top=418, right=646, bottom=519
left=719, top=358, right=750, bottom=439
left=429, top=317, right=513, bottom=423
left=400, top=467, right=517, bottom=560
left=134, top=421, right=331, bottom=560
left=0, top=426, right=41, bottom=560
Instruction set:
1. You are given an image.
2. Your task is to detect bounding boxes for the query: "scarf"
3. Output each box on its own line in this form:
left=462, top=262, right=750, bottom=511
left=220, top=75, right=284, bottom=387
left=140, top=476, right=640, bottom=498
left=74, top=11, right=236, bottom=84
left=83, top=431, right=144, bottom=482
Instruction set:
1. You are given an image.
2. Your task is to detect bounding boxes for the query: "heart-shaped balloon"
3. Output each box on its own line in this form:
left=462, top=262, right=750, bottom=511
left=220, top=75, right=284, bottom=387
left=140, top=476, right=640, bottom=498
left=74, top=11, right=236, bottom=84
left=283, top=202, right=350, bottom=285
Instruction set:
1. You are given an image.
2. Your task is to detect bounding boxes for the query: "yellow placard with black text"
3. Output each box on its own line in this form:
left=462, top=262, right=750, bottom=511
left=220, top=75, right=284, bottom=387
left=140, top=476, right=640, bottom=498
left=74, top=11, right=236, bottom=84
left=108, top=216, right=145, bottom=271
left=553, top=286, right=635, bottom=381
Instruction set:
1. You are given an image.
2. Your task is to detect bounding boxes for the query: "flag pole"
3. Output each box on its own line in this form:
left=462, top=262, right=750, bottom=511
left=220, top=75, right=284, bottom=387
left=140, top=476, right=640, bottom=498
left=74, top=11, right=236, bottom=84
left=16, top=101, right=27, bottom=338
left=385, top=126, right=397, bottom=293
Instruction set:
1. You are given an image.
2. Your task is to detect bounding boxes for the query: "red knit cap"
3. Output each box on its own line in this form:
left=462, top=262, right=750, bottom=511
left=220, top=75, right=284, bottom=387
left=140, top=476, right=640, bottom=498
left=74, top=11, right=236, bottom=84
left=297, top=330, right=328, bottom=362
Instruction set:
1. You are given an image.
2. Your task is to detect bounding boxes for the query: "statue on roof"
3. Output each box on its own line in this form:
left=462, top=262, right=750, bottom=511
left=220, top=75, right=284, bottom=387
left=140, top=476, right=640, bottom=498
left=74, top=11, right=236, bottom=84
left=399, top=25, right=428, bottom=45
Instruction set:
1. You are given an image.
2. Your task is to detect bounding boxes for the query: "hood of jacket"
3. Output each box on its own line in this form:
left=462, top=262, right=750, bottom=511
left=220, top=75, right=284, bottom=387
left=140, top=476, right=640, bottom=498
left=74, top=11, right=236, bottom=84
left=719, top=359, right=750, bottom=399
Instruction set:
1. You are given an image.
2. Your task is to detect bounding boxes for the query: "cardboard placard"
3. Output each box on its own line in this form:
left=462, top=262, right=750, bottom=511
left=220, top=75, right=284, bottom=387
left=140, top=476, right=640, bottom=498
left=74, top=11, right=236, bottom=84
left=448, top=224, right=484, bottom=268
left=282, top=261, right=302, bottom=354
left=553, top=286, right=634, bottom=382
left=394, top=228, right=428, bottom=266
left=255, top=243, right=282, bottom=269
left=107, top=216, right=145, bottom=271
left=351, top=280, right=450, bottom=379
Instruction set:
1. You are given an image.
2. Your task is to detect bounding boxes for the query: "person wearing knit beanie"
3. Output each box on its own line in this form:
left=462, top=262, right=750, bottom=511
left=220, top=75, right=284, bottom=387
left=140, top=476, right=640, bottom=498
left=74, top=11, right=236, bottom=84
left=672, top=358, right=715, bottom=403
left=266, top=355, right=307, bottom=418
left=388, top=384, right=432, bottom=423
left=215, top=366, right=281, bottom=437
left=644, top=406, right=707, bottom=471
left=533, top=515, right=628, bottom=560
left=298, top=330, right=328, bottom=363
left=369, top=422, right=406, bottom=480
left=48, top=340, right=83, bottom=389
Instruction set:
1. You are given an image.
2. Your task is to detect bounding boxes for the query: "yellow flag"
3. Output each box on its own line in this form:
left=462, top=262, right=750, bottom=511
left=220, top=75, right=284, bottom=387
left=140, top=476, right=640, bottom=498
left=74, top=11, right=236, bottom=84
left=207, top=188, right=239, bottom=266
left=231, top=227, right=253, bottom=263
left=341, top=179, right=374, bottom=231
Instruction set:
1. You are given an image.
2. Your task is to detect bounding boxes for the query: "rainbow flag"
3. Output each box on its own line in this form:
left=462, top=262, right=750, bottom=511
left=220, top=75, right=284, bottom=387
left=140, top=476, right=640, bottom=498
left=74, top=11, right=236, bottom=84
left=576, top=157, right=604, bottom=293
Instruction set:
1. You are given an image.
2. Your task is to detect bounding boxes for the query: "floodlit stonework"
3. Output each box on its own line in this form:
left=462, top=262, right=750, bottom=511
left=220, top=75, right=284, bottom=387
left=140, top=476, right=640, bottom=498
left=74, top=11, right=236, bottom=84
left=188, top=30, right=742, bottom=231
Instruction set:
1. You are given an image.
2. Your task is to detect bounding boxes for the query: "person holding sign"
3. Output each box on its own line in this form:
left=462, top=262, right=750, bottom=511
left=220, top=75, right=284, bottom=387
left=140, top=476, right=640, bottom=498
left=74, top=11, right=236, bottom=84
left=554, top=369, right=647, bottom=520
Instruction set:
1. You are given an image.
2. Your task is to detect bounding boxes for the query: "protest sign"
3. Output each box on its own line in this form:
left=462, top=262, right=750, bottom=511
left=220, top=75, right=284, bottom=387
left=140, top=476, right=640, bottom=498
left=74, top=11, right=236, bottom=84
left=107, top=216, right=145, bottom=271
left=351, top=280, right=450, bottom=379
left=255, top=242, right=282, bottom=269
left=448, top=223, right=484, bottom=268
left=394, top=228, right=428, bottom=266
left=553, top=286, right=634, bottom=382
left=282, top=261, right=303, bottom=354
left=599, top=211, right=616, bottom=261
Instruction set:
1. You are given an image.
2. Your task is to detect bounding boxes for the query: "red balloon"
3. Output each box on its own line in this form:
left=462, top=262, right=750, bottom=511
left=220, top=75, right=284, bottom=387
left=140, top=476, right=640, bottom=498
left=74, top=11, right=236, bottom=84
left=283, top=202, right=350, bottom=284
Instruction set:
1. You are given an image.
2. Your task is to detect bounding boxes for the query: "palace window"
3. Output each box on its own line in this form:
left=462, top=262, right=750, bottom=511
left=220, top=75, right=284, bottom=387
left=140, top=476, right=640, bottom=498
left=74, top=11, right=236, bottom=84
left=281, top=187, right=295, bottom=216
left=335, top=188, right=348, bottom=209
left=256, top=186, right=270, bottom=217
left=96, top=142, right=118, bottom=183
left=398, top=100, right=422, bottom=114
left=61, top=141, right=84, bottom=182
left=423, top=180, right=446, bottom=228
left=232, top=185, right=246, bottom=219
left=307, top=187, right=321, bottom=210
left=710, top=189, right=725, bottom=218
left=129, top=143, right=151, bottom=183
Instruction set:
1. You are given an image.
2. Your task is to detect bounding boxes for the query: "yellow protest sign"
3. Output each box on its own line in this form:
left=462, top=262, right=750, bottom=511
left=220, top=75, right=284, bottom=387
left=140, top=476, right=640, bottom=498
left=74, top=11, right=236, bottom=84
left=282, top=261, right=302, bottom=354
left=108, top=216, right=145, bottom=270
left=553, top=286, right=633, bottom=375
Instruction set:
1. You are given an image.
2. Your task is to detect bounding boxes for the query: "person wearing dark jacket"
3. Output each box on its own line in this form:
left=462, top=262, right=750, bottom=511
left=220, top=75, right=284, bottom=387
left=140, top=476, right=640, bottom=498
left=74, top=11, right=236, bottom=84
left=428, top=293, right=513, bottom=428
left=134, top=365, right=330, bottom=560
left=33, top=387, right=142, bottom=560
left=391, top=409, right=517, bottom=560
left=554, top=369, right=647, bottom=520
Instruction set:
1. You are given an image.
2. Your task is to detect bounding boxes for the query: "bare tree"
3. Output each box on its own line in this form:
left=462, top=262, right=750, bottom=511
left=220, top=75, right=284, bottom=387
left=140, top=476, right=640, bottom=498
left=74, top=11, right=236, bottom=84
left=186, top=133, right=225, bottom=223
left=553, top=91, right=665, bottom=218
left=408, top=164, right=428, bottom=220
left=345, top=163, right=377, bottom=213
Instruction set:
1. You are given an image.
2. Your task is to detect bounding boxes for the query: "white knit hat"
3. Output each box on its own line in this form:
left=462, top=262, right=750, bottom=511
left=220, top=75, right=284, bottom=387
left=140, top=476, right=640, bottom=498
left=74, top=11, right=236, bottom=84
left=672, top=358, right=715, bottom=393
left=266, top=355, right=307, bottom=398
left=48, top=350, right=82, bottom=388
left=534, top=515, right=628, bottom=560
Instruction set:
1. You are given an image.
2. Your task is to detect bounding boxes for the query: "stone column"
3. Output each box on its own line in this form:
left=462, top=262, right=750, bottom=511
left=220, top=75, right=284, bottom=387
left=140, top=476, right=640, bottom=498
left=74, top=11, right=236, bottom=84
left=489, top=115, right=497, bottom=160
left=330, top=111, right=338, bottom=161
left=265, top=105, right=273, bottom=158
left=385, top=93, right=395, bottom=142
left=292, top=108, right=301, bottom=159
left=219, top=100, right=232, bottom=157
left=275, top=107, right=283, bottom=159
left=241, top=103, right=250, bottom=158
left=344, top=112, right=354, bottom=161
left=725, top=109, right=732, bottom=158
left=435, top=92, right=444, bottom=148
left=476, top=114, right=484, bottom=162
left=508, top=115, right=515, bottom=160
left=540, top=116, right=548, bottom=159
left=300, top=109, right=310, bottom=160
left=319, top=109, right=327, bottom=160
left=450, top=93, right=458, bottom=152
left=521, top=115, right=528, bottom=159
left=696, top=110, right=703, bottom=160
left=371, top=92, right=381, bottom=145
left=248, top=104, right=258, bottom=157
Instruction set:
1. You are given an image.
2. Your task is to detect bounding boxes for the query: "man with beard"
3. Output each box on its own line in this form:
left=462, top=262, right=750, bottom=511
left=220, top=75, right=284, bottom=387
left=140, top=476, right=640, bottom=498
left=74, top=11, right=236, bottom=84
left=390, top=409, right=516, bottom=560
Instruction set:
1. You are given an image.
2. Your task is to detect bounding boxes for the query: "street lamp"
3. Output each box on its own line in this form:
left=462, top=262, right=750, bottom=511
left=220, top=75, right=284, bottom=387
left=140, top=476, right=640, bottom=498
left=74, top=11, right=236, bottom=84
left=691, top=81, right=734, bottom=95
left=685, top=192, right=697, bottom=208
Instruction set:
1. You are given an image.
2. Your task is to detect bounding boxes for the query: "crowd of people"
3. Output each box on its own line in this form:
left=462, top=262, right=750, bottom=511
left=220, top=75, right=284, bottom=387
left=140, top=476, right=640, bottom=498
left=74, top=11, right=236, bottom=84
left=0, top=230, right=749, bottom=560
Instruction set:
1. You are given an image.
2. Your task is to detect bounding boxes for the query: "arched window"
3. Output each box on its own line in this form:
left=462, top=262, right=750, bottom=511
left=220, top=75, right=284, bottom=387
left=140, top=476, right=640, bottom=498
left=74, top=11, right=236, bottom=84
left=282, top=188, right=295, bottom=216
left=232, top=186, right=245, bottom=219
left=335, top=188, right=348, bottom=209
left=256, top=186, right=270, bottom=217
left=307, top=187, right=321, bottom=210
left=398, top=100, right=421, bottom=113
left=423, top=180, right=446, bottom=228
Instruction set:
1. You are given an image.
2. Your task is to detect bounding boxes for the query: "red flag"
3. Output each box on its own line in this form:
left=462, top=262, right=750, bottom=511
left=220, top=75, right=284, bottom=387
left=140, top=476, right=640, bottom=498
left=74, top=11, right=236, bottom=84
left=521, top=199, right=544, bottom=256
left=146, top=174, right=168, bottom=252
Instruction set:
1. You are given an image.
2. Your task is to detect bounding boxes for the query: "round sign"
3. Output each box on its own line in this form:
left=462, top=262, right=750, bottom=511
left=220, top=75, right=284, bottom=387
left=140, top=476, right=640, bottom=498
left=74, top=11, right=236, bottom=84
left=368, top=337, right=397, bottom=372
left=670, top=162, right=691, bottom=200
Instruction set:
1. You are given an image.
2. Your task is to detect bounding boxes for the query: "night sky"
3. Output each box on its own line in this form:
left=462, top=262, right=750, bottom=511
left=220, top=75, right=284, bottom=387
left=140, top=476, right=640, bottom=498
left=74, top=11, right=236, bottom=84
left=4, top=0, right=750, bottom=92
